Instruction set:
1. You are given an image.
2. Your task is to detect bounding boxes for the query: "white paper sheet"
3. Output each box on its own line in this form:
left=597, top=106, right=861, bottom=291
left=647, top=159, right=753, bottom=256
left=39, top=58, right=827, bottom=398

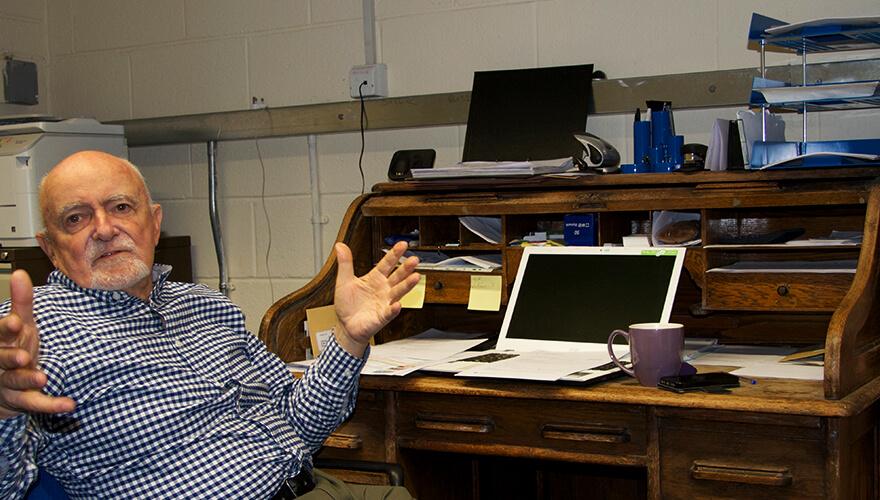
left=687, top=344, right=797, bottom=367
left=454, top=350, right=615, bottom=381
left=361, top=330, right=487, bottom=376
left=731, top=363, right=824, bottom=381
left=756, top=81, right=880, bottom=104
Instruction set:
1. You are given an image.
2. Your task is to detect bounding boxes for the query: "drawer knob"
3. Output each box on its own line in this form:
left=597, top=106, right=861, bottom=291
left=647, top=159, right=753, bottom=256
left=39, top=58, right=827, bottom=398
left=433, top=281, right=443, bottom=290
left=776, top=285, right=789, bottom=296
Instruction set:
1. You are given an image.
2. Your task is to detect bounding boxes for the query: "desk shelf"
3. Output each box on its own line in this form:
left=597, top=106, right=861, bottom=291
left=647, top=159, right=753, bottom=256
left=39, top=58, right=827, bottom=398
left=748, top=13, right=880, bottom=162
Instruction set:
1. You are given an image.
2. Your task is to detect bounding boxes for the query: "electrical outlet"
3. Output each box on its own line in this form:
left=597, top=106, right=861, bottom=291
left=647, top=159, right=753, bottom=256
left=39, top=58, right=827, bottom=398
left=349, top=63, right=387, bottom=98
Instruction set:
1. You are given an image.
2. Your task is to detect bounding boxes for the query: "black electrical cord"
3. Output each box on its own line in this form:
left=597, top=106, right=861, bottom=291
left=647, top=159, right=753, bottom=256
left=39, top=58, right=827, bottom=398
left=357, top=81, right=368, bottom=195
left=255, top=134, right=275, bottom=304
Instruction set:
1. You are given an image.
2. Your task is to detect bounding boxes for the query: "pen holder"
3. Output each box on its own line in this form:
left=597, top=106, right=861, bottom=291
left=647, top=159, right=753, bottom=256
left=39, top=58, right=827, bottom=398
left=621, top=163, right=648, bottom=174
left=651, top=110, right=673, bottom=149
left=633, top=121, right=651, bottom=168
left=671, top=135, right=684, bottom=166
left=650, top=146, right=667, bottom=172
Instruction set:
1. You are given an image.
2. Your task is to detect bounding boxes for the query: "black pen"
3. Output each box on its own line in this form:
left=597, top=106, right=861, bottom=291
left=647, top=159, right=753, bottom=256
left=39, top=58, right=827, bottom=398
left=635, top=108, right=641, bottom=122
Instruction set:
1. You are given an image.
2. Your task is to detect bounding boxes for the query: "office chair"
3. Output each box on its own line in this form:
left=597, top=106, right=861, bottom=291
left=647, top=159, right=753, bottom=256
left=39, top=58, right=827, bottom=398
left=25, top=468, right=68, bottom=500
left=314, top=458, right=405, bottom=487
left=25, top=460, right=404, bottom=499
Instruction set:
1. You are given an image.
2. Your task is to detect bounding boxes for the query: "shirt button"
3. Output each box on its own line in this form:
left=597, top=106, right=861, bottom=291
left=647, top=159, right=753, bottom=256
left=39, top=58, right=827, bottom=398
left=343, top=369, right=353, bottom=378
left=111, top=292, right=122, bottom=301
left=175, top=340, right=183, bottom=348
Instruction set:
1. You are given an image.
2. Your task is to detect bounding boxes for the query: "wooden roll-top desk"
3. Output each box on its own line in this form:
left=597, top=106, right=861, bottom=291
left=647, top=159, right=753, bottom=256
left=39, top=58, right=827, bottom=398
left=260, top=167, right=880, bottom=499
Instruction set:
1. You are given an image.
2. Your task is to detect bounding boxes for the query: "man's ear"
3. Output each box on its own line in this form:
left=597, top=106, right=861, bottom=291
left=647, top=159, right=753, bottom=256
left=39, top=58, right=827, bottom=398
left=36, top=232, right=58, bottom=267
left=151, top=204, right=163, bottom=245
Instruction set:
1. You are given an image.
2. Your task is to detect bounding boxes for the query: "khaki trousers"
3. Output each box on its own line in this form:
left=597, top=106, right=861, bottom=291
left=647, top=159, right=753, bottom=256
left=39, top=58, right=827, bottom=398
left=297, top=469, right=415, bottom=500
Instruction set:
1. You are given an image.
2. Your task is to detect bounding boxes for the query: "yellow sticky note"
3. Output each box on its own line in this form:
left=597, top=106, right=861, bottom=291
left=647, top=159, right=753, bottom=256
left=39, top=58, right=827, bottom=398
left=399, top=275, right=426, bottom=309
left=468, top=275, right=502, bottom=311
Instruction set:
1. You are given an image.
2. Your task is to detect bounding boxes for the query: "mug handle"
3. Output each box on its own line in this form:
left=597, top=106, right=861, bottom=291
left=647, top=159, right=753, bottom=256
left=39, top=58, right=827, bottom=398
left=607, top=329, right=636, bottom=378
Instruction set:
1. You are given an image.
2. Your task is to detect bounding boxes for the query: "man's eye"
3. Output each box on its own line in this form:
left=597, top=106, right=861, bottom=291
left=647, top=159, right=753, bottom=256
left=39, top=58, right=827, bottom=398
left=65, top=214, right=81, bottom=225
left=115, top=203, right=131, bottom=212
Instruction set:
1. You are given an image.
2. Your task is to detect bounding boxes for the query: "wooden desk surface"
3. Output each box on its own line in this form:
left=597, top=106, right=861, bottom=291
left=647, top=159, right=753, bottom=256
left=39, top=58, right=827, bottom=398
left=356, top=368, right=880, bottom=418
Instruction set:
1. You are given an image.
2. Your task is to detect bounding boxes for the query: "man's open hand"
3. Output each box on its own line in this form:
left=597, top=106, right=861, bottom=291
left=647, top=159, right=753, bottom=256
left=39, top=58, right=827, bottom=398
left=333, top=241, right=420, bottom=357
left=0, top=270, right=75, bottom=419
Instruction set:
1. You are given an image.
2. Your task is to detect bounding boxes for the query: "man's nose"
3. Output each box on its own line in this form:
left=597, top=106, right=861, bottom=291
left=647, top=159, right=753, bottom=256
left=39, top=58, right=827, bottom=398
left=92, top=212, right=118, bottom=240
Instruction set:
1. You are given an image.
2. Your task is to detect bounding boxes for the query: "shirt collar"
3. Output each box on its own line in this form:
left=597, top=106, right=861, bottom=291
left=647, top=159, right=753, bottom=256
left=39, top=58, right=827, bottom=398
left=47, top=264, right=174, bottom=304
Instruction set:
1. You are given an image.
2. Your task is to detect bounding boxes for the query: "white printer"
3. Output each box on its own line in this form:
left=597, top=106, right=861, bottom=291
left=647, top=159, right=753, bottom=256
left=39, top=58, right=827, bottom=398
left=0, top=118, right=127, bottom=247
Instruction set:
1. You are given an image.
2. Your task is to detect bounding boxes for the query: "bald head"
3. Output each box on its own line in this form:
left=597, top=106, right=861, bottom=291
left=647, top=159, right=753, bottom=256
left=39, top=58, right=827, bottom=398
left=36, top=151, right=162, bottom=300
left=39, top=151, right=152, bottom=232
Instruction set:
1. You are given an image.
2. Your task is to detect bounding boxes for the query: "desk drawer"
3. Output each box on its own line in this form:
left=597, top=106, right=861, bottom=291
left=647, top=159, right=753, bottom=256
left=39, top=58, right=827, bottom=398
left=397, top=393, right=646, bottom=465
left=420, top=271, right=508, bottom=305
left=658, top=411, right=826, bottom=499
left=704, top=271, right=852, bottom=311
left=318, top=390, right=387, bottom=462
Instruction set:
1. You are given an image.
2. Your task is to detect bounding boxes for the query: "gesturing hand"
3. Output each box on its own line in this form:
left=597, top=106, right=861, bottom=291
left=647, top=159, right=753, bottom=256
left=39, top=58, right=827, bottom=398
left=333, top=241, right=420, bottom=358
left=0, top=270, right=75, bottom=420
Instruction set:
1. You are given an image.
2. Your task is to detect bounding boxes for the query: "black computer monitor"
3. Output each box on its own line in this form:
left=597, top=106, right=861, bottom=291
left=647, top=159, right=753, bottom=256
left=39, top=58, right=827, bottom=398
left=461, top=64, right=593, bottom=163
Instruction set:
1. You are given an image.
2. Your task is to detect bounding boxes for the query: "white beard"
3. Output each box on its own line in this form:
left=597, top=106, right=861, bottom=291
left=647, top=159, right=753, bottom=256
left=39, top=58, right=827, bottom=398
left=86, top=234, right=152, bottom=292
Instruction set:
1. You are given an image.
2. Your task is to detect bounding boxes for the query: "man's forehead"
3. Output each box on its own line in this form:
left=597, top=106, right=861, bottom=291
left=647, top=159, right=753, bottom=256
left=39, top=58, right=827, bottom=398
left=44, top=164, right=146, bottom=207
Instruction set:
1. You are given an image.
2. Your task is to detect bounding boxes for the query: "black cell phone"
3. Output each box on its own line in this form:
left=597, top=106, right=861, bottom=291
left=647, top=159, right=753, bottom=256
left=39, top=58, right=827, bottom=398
left=658, top=372, right=740, bottom=393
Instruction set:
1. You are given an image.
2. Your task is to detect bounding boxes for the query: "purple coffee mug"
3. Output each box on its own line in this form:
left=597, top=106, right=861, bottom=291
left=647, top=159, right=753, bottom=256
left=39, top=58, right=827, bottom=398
left=607, top=323, right=685, bottom=387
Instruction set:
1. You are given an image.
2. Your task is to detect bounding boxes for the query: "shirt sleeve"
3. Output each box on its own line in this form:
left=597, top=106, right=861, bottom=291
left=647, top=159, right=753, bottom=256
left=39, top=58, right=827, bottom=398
left=291, top=334, right=368, bottom=452
left=0, top=415, right=38, bottom=499
left=246, top=327, right=368, bottom=456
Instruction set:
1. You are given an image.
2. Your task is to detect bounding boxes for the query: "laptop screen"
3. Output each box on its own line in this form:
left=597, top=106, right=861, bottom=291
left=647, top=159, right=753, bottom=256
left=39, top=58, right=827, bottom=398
left=497, top=246, right=687, bottom=352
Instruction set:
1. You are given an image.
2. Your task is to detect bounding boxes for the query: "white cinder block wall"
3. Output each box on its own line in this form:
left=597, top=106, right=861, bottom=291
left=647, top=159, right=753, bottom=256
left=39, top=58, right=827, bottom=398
left=2, top=0, right=879, bottom=334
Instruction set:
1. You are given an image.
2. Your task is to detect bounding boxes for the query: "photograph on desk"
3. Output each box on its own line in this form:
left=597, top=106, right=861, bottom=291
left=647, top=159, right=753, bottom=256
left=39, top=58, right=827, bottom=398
left=422, top=245, right=687, bottom=382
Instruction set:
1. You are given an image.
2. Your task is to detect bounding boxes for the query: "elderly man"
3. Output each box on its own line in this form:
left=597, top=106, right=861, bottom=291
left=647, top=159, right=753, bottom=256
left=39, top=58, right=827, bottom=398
left=0, top=151, right=420, bottom=499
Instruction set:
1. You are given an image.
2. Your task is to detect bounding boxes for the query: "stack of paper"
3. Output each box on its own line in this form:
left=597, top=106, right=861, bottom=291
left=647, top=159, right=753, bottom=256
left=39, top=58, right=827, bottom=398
left=402, top=250, right=502, bottom=272
left=415, top=254, right=502, bottom=272
left=460, top=216, right=502, bottom=244
left=410, top=157, right=575, bottom=180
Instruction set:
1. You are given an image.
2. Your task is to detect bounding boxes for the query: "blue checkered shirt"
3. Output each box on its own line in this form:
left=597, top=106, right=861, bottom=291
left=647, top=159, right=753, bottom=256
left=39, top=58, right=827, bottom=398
left=0, top=265, right=365, bottom=499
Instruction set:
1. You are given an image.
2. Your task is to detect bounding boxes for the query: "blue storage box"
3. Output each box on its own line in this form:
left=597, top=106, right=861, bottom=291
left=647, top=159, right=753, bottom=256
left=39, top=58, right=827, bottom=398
left=564, top=214, right=597, bottom=246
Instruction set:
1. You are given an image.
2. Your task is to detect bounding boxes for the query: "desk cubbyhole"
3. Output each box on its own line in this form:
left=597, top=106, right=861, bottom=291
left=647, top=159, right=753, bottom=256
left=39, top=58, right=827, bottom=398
left=375, top=216, right=419, bottom=248
left=417, top=216, right=460, bottom=248
left=703, top=206, right=866, bottom=246
left=598, top=211, right=652, bottom=245
left=504, top=214, right=564, bottom=245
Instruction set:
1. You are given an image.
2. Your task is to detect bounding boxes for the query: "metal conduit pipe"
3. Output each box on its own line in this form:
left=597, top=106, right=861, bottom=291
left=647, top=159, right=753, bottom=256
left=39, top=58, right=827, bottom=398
left=362, top=0, right=377, bottom=65
left=308, top=134, right=327, bottom=276
left=207, top=140, right=229, bottom=296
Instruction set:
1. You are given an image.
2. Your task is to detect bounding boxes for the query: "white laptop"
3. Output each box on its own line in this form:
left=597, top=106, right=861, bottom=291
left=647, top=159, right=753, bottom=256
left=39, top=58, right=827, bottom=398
left=425, top=245, right=687, bottom=382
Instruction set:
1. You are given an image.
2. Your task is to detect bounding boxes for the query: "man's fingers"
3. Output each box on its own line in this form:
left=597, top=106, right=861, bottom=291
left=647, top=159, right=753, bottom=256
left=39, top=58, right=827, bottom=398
left=374, top=241, right=409, bottom=277
left=389, top=272, right=421, bottom=304
left=9, top=270, right=34, bottom=328
left=4, top=390, right=76, bottom=416
left=0, top=348, right=32, bottom=371
left=0, top=365, right=46, bottom=391
left=335, top=242, right=354, bottom=283
left=0, top=314, right=23, bottom=344
left=386, top=255, right=419, bottom=288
